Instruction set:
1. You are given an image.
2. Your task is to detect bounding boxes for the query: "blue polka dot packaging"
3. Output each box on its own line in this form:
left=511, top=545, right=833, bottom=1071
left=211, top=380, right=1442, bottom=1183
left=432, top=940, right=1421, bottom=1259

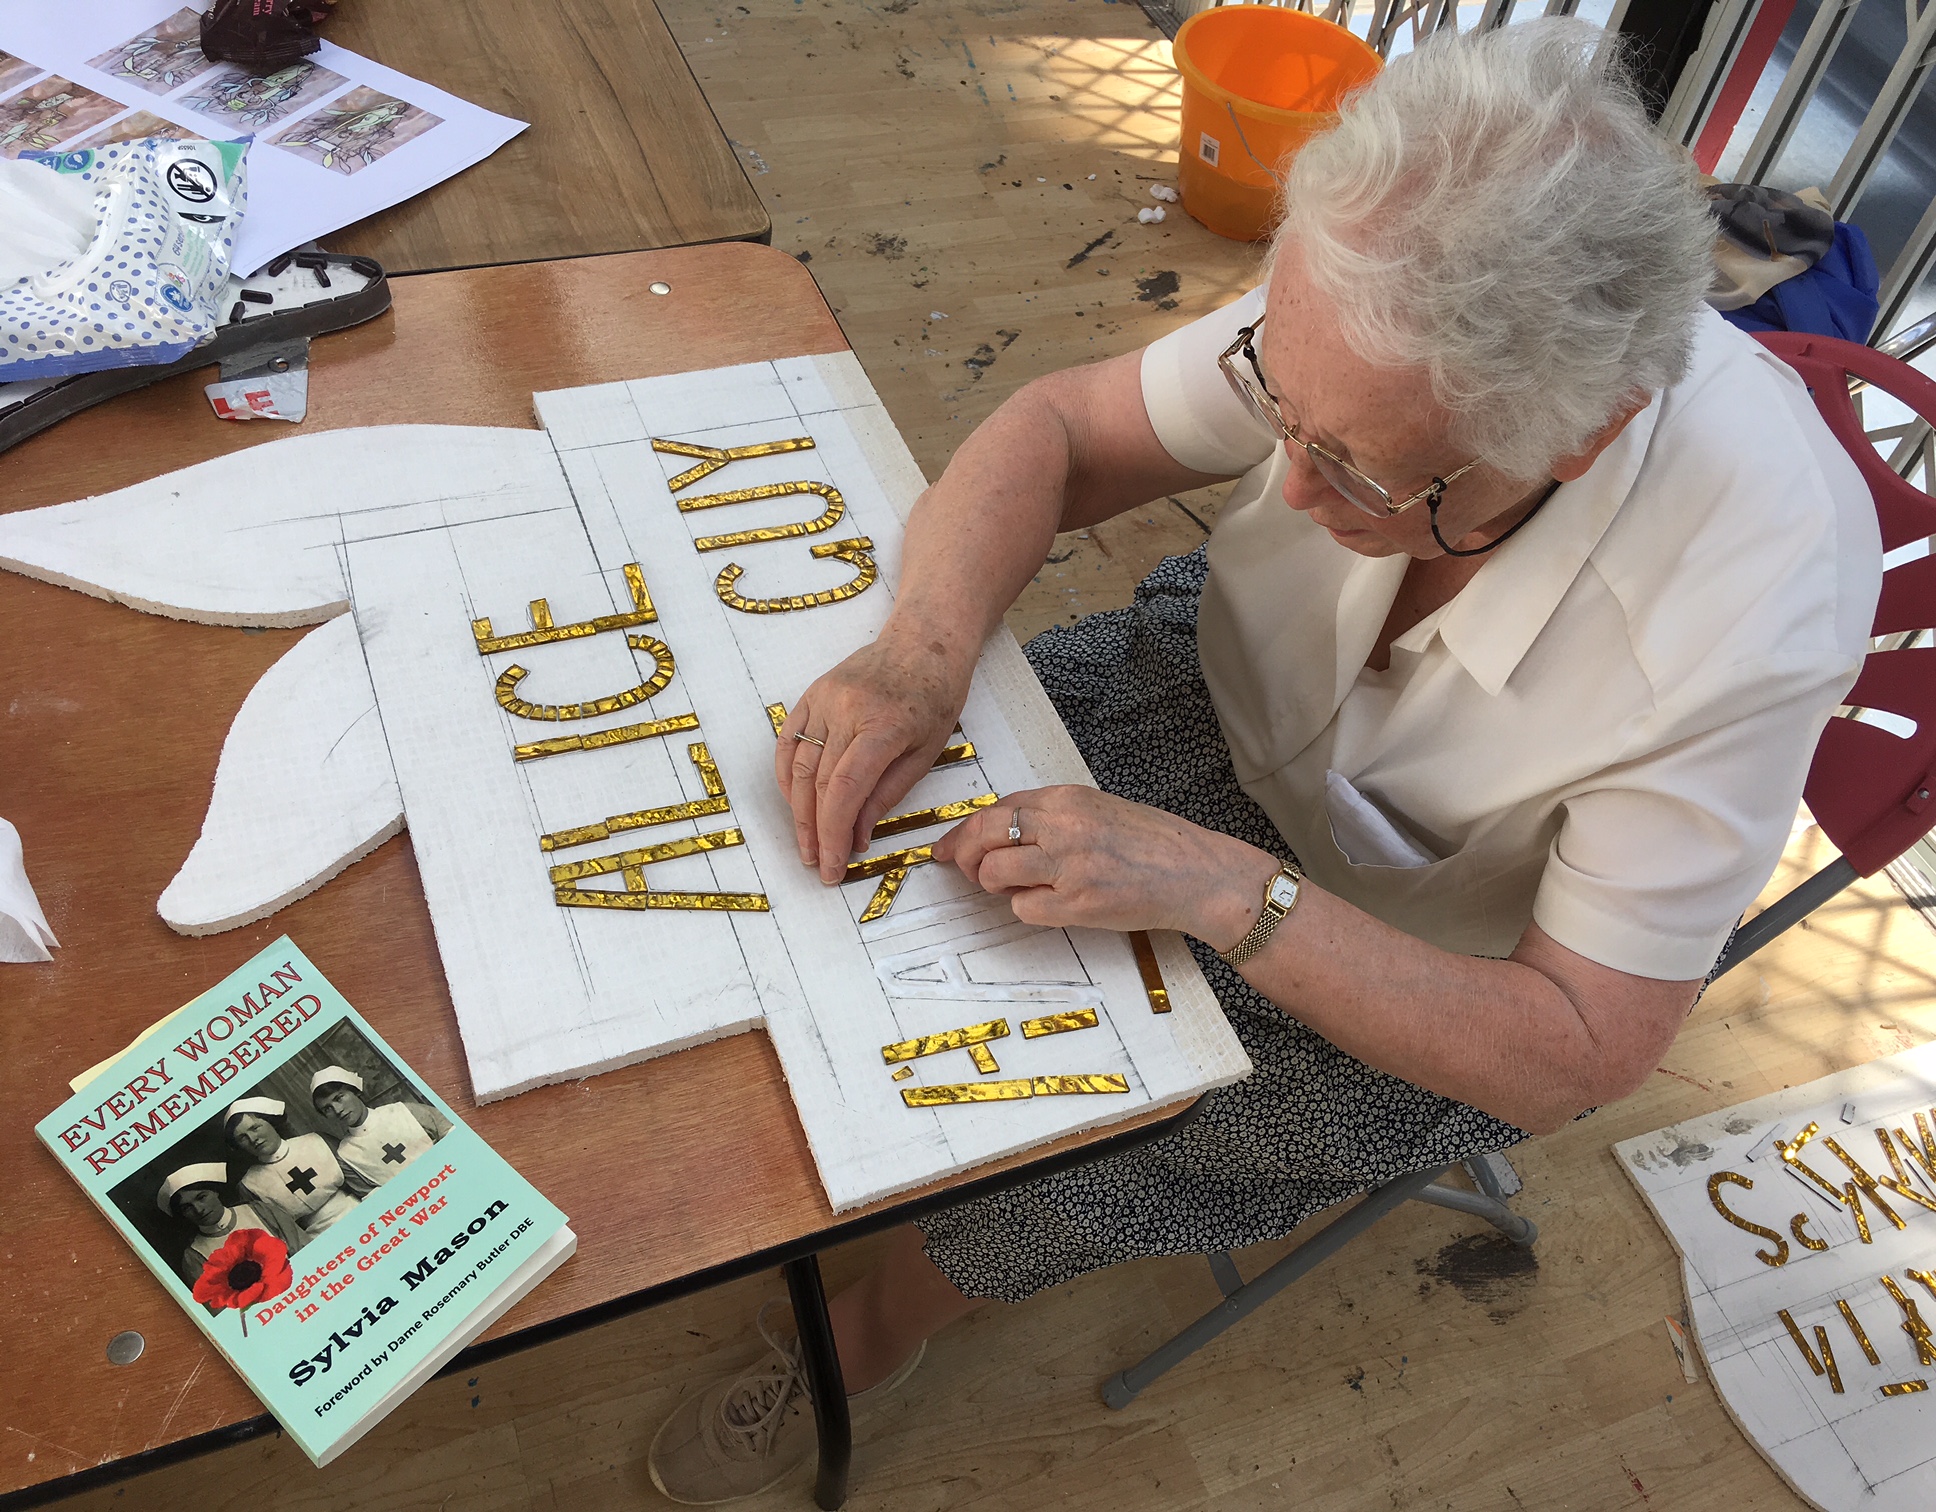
left=1, top=137, right=248, bottom=382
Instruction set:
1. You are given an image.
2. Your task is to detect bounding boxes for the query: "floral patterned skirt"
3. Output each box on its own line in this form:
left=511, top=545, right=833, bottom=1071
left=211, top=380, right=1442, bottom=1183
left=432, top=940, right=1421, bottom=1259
left=916, top=547, right=1529, bottom=1303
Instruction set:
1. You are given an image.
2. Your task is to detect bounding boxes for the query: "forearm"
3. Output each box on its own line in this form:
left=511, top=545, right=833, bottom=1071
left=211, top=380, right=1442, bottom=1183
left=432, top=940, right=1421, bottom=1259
left=886, top=357, right=1228, bottom=685
left=887, top=387, right=1078, bottom=682
left=1187, top=839, right=1678, bottom=1134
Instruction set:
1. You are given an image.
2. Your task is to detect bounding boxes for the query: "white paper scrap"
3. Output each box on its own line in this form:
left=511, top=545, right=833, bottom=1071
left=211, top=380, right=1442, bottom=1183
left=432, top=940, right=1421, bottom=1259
left=0, top=818, right=58, bottom=963
left=0, top=1, right=527, bottom=274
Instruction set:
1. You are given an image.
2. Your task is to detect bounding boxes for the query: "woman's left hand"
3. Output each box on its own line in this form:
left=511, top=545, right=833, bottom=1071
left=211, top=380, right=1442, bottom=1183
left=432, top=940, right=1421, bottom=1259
left=931, top=785, right=1272, bottom=943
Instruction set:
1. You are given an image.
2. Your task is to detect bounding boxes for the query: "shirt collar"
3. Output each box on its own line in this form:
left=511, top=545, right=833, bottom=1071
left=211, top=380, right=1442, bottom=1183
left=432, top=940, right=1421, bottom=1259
left=1428, top=390, right=1664, bottom=695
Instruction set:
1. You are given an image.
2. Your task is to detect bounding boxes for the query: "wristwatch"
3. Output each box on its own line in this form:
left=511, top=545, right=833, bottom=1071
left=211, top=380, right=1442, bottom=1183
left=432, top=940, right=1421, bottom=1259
left=1218, top=862, right=1303, bottom=967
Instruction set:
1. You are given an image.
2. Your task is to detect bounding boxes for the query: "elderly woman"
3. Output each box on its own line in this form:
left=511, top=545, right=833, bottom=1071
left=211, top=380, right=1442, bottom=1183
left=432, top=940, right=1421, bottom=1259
left=223, top=1095, right=369, bottom=1238
left=157, top=1161, right=308, bottom=1289
left=648, top=18, right=1880, bottom=1503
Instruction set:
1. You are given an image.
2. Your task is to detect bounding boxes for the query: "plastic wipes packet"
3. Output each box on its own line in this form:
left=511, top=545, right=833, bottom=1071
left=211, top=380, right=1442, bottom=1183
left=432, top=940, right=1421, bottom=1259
left=0, top=138, right=248, bottom=383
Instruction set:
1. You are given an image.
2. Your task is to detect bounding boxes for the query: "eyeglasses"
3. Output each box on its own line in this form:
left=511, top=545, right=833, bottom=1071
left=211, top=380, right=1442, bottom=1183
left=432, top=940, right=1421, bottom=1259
left=1217, top=318, right=1479, bottom=518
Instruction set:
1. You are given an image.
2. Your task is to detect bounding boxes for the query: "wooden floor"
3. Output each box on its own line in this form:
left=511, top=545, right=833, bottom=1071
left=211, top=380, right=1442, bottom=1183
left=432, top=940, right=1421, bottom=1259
left=62, top=1, right=1936, bottom=1508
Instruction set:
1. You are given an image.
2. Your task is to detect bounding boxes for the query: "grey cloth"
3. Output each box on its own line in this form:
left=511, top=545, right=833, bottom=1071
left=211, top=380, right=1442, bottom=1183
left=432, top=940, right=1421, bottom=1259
left=916, top=548, right=1529, bottom=1304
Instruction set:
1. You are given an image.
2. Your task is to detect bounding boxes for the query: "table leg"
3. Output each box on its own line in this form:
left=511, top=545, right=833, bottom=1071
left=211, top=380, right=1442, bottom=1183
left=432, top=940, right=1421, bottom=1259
left=782, top=1253, right=851, bottom=1510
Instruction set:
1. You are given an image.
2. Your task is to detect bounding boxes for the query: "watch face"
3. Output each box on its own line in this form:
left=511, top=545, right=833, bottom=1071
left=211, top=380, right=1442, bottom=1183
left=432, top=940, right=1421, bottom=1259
left=1267, top=874, right=1299, bottom=909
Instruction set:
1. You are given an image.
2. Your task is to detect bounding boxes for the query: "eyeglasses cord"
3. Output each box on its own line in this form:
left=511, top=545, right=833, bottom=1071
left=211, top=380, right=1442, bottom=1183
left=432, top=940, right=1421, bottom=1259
left=1428, top=478, right=1561, bottom=559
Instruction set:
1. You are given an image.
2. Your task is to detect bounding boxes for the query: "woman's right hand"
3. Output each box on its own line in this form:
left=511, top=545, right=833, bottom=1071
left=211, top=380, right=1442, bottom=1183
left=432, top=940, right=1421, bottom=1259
left=775, top=627, right=974, bottom=883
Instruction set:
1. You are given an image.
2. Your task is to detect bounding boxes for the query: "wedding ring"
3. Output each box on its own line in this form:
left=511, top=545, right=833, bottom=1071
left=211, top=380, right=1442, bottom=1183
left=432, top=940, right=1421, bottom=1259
left=1007, top=816, right=1024, bottom=845
left=795, top=733, right=826, bottom=748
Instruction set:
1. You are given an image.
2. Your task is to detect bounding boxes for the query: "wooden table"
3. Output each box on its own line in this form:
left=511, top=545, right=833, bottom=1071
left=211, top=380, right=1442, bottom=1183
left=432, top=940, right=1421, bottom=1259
left=320, top=0, right=769, bottom=270
left=0, top=245, right=1189, bottom=1510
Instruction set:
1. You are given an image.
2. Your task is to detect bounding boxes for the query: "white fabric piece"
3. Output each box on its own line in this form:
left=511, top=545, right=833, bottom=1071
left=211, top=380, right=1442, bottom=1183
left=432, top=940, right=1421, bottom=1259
left=0, top=818, right=58, bottom=963
left=1324, top=769, right=1438, bottom=869
left=1142, top=294, right=1881, bottom=978
left=0, top=158, right=95, bottom=288
left=159, top=613, right=404, bottom=935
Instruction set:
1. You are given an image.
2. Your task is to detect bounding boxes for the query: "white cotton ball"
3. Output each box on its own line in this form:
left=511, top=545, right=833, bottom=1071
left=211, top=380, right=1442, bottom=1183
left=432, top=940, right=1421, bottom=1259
left=1149, top=183, right=1179, bottom=203
left=1137, top=206, right=1167, bottom=225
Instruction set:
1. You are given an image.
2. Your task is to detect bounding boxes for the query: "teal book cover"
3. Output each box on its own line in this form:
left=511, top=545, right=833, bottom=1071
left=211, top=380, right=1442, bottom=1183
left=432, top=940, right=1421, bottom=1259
left=35, top=938, right=575, bottom=1467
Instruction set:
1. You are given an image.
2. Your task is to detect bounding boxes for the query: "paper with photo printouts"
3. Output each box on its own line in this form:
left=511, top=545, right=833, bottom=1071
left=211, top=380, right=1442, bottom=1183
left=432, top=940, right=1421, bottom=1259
left=0, top=1, right=525, bottom=273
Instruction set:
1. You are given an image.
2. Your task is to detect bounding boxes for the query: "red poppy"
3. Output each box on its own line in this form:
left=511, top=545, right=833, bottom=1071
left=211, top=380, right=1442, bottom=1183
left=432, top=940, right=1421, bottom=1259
left=192, top=1227, right=292, bottom=1320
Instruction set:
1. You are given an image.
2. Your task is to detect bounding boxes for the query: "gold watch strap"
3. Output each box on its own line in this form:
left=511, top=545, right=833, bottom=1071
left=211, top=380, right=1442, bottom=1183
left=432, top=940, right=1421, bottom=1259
left=1218, top=864, right=1302, bottom=967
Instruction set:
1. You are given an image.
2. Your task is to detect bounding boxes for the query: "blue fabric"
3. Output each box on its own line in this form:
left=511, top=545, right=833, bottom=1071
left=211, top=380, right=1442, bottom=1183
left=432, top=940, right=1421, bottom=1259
left=1721, top=221, right=1881, bottom=343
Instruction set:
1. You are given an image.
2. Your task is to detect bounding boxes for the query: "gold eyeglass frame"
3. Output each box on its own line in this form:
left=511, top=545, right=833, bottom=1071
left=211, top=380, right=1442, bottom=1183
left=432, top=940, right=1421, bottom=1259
left=1217, top=318, right=1480, bottom=518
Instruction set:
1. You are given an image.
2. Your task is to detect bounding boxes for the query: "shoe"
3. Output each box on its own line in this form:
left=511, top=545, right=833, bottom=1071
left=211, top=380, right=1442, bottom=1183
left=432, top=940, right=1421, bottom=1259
left=648, top=1300, right=926, bottom=1506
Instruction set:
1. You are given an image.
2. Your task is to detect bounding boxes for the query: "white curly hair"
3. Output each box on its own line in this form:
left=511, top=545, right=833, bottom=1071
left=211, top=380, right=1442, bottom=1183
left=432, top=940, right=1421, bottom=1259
left=1271, top=17, right=1716, bottom=481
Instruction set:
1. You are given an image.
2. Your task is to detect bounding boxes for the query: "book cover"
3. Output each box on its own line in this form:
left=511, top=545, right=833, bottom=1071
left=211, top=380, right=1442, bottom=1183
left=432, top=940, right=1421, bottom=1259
left=36, top=937, right=575, bottom=1466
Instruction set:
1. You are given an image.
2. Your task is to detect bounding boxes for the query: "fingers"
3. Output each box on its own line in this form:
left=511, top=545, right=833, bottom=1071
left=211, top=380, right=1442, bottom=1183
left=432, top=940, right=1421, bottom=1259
left=814, top=729, right=907, bottom=883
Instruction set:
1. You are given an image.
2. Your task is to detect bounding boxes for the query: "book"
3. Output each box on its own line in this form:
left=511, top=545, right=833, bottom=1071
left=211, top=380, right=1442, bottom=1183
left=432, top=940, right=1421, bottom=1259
left=36, top=937, right=575, bottom=1467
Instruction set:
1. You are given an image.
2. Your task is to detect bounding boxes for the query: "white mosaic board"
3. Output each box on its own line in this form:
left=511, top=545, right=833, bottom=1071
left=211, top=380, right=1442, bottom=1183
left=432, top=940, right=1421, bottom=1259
left=1616, top=1043, right=1936, bottom=1511
left=0, top=353, right=1249, bottom=1212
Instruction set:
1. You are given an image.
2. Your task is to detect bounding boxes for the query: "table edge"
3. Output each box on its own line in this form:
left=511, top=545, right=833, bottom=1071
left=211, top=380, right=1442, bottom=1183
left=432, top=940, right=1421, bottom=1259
left=0, top=1092, right=1207, bottom=1510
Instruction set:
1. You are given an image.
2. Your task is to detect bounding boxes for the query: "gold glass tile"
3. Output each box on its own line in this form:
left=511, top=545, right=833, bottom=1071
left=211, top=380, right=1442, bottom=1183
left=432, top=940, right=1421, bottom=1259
left=1021, top=1008, right=1100, bottom=1039
left=1823, top=1135, right=1910, bottom=1230
left=1130, top=931, right=1171, bottom=1013
left=968, top=1043, right=1002, bottom=1074
left=1790, top=1212, right=1829, bottom=1252
left=1880, top=1379, right=1929, bottom=1397
left=881, top=1019, right=1009, bottom=1064
left=540, top=743, right=731, bottom=851
left=514, top=711, right=700, bottom=763
left=1839, top=1298, right=1883, bottom=1366
left=900, top=1072, right=1130, bottom=1107
left=870, top=792, right=999, bottom=839
left=680, top=481, right=845, bottom=551
left=1780, top=1309, right=1824, bottom=1375
left=653, top=435, right=816, bottom=492
left=1817, top=1326, right=1845, bottom=1393
left=890, top=1066, right=913, bottom=1082
left=473, top=562, right=657, bottom=654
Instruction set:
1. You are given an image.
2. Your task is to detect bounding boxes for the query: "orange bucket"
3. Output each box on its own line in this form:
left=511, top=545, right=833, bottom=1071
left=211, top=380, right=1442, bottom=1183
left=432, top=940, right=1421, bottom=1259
left=1171, top=7, right=1382, bottom=241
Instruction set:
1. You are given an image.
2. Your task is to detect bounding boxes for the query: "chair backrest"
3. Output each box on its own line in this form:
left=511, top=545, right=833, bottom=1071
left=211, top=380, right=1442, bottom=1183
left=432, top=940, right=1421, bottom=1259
left=1756, top=332, right=1936, bottom=876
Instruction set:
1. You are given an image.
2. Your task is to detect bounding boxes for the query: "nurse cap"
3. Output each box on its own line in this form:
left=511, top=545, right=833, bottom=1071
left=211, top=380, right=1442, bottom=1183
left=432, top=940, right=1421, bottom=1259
left=224, top=1095, right=284, bottom=1122
left=157, top=1162, right=228, bottom=1214
left=310, top=1065, right=364, bottom=1096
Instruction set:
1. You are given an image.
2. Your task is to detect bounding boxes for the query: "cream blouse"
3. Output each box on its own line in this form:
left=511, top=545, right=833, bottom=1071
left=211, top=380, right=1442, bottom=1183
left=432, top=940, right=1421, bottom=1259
left=1140, top=290, right=1881, bottom=979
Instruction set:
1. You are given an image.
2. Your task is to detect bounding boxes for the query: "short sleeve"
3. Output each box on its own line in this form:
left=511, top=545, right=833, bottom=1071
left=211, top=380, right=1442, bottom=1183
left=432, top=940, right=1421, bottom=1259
left=1140, top=285, right=1279, bottom=476
left=1531, top=685, right=1838, bottom=980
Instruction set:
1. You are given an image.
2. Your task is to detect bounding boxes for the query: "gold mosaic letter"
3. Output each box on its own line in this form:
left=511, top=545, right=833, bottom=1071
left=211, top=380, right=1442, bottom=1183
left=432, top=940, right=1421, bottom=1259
left=844, top=843, right=935, bottom=923
left=1880, top=1380, right=1928, bottom=1397
left=680, top=481, right=845, bottom=552
left=1789, top=1211, right=1829, bottom=1253
left=550, top=827, right=769, bottom=913
left=540, top=743, right=730, bottom=851
left=1824, top=1135, right=1912, bottom=1229
left=1706, top=1171, right=1788, bottom=1267
left=716, top=537, right=878, bottom=615
left=473, top=562, right=657, bottom=654
left=653, top=435, right=816, bottom=492
left=1881, top=1275, right=1936, bottom=1367
left=1816, top=1326, right=1845, bottom=1393
left=495, top=633, right=677, bottom=722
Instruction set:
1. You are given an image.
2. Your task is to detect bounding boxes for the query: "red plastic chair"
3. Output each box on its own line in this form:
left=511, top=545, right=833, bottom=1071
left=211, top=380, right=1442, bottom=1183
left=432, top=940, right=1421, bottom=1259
left=1713, top=332, right=1936, bottom=974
